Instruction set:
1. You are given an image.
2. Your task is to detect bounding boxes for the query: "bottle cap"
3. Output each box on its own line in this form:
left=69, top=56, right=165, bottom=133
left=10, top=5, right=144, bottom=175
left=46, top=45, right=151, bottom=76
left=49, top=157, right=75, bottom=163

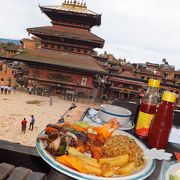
left=148, top=79, right=160, bottom=88
left=162, top=91, right=176, bottom=103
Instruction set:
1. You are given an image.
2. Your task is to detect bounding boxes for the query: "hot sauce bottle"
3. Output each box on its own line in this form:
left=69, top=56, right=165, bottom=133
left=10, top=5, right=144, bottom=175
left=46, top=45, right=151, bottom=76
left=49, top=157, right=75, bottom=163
left=135, top=79, right=160, bottom=140
left=148, top=91, right=176, bottom=149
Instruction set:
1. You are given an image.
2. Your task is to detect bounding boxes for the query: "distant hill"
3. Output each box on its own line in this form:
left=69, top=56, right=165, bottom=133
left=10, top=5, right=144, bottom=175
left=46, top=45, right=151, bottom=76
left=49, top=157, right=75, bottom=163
left=0, top=38, right=20, bottom=45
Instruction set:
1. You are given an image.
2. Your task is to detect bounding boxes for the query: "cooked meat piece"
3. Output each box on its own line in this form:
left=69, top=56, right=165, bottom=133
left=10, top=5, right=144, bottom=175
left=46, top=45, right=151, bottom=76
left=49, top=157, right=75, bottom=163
left=89, top=144, right=104, bottom=159
left=87, top=133, right=97, bottom=142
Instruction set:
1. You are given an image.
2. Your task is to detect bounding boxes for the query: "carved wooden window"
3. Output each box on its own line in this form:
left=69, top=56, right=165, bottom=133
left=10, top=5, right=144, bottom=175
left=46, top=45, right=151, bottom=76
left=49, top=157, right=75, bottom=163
left=81, top=77, right=87, bottom=86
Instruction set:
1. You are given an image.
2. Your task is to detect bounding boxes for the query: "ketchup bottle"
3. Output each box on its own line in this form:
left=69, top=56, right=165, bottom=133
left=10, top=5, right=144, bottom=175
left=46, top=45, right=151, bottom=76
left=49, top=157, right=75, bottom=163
left=135, top=79, right=160, bottom=140
left=148, top=91, right=176, bottom=149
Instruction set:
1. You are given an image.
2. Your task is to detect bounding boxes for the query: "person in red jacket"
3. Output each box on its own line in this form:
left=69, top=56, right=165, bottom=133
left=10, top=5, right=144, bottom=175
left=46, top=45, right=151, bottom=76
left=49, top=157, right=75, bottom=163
left=21, top=118, right=27, bottom=134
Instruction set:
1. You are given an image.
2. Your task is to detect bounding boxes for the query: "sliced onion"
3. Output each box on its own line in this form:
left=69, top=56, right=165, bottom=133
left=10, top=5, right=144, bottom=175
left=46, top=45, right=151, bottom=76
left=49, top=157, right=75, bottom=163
left=66, top=132, right=78, bottom=141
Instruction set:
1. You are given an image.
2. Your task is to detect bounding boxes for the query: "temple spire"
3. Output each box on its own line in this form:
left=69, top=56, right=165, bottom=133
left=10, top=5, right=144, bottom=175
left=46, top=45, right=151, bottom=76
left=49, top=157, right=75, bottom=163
left=63, top=0, right=87, bottom=8
left=81, top=0, right=83, bottom=6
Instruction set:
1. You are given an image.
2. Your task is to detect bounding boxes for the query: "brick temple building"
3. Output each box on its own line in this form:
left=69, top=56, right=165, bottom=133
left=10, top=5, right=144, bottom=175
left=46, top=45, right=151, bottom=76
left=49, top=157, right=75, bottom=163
left=12, top=0, right=106, bottom=97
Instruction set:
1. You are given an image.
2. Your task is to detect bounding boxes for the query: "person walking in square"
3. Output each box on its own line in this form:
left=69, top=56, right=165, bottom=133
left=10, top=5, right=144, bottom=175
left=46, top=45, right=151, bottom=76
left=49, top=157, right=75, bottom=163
left=29, top=115, right=35, bottom=131
left=21, top=118, right=27, bottom=134
left=49, top=96, right=53, bottom=105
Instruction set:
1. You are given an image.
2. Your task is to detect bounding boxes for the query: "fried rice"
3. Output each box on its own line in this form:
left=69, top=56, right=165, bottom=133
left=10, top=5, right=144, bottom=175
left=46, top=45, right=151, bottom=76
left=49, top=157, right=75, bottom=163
left=103, top=135, right=144, bottom=166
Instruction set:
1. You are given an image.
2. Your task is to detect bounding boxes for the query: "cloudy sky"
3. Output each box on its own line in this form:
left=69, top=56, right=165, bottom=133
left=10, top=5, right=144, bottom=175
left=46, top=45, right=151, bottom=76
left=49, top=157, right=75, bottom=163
left=0, top=0, right=180, bottom=69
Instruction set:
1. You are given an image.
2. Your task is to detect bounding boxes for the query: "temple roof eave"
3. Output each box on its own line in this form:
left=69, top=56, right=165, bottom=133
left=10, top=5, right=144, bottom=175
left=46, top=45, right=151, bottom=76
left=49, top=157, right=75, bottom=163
left=12, top=49, right=107, bottom=74
left=22, top=59, right=107, bottom=75
left=39, top=6, right=101, bottom=27
left=39, top=5, right=100, bottom=17
left=26, top=27, right=105, bottom=47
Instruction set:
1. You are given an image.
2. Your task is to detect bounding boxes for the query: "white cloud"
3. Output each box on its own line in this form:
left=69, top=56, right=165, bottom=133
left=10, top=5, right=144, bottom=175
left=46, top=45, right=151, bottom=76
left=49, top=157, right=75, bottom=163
left=0, top=0, right=180, bottom=69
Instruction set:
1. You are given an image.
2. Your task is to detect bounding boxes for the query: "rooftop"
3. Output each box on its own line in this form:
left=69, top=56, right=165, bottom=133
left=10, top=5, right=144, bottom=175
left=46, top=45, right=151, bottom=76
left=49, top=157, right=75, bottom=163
left=40, top=0, right=98, bottom=16
left=27, top=26, right=104, bottom=47
left=13, top=48, right=107, bottom=74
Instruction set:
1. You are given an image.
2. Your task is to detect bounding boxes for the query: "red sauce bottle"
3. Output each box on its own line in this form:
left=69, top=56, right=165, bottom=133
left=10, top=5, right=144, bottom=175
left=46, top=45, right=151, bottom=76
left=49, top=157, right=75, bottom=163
left=135, top=79, right=160, bottom=140
left=148, top=91, right=176, bottom=149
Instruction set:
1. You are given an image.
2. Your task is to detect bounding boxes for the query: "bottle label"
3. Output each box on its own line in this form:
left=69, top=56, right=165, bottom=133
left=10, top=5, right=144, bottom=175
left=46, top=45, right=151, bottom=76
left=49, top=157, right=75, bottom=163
left=135, top=111, right=155, bottom=137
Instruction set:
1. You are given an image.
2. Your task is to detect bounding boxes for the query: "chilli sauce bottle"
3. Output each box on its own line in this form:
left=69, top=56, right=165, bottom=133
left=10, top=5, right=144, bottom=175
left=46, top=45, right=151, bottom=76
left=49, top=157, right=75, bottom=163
left=135, top=79, right=160, bottom=140
left=148, top=91, right=176, bottom=149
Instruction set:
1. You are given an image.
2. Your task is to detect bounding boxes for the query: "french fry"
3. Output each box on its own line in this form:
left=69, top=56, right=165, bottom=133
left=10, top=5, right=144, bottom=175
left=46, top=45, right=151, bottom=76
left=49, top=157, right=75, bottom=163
left=56, top=155, right=74, bottom=169
left=67, top=155, right=102, bottom=176
left=84, top=163, right=103, bottom=176
left=99, top=154, right=129, bottom=167
left=114, top=162, right=136, bottom=175
left=68, top=147, right=86, bottom=157
left=77, top=156, right=101, bottom=168
left=102, top=163, right=114, bottom=177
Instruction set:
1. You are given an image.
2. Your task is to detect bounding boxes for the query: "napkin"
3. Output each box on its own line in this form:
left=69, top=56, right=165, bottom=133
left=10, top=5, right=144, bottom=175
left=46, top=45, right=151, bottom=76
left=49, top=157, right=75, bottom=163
left=144, top=148, right=172, bottom=160
left=168, top=126, right=180, bottom=145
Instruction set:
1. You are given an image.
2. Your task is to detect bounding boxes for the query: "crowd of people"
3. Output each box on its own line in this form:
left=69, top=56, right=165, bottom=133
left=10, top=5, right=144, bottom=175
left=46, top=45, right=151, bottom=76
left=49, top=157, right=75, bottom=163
left=0, top=85, right=12, bottom=94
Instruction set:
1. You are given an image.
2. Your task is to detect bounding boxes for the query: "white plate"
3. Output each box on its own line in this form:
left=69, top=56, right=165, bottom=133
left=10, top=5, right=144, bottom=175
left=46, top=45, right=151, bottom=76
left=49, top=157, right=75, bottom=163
left=91, top=114, right=135, bottom=130
left=36, top=127, right=155, bottom=180
left=161, top=162, right=180, bottom=180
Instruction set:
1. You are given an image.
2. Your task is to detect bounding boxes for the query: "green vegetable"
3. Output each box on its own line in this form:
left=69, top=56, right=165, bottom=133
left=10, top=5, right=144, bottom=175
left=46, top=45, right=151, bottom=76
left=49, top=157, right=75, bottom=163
left=57, top=137, right=67, bottom=156
left=58, top=143, right=67, bottom=156
left=74, top=121, right=89, bottom=129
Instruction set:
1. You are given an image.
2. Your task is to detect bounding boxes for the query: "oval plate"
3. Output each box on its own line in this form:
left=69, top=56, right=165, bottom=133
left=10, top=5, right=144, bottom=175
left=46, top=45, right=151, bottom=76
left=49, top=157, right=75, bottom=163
left=36, top=127, right=155, bottom=180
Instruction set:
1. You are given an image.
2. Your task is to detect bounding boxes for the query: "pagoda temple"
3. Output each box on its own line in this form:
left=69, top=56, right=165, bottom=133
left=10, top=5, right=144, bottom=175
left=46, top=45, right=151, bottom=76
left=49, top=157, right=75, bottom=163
left=14, top=0, right=106, bottom=97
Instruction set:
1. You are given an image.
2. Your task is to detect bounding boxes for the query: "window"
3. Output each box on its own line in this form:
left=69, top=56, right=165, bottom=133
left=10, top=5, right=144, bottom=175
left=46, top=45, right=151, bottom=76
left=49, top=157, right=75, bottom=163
left=81, top=77, right=87, bottom=86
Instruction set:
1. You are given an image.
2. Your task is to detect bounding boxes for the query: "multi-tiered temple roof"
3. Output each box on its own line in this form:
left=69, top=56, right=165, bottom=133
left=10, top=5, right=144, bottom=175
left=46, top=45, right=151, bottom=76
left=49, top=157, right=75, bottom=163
left=15, top=0, right=106, bottom=74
